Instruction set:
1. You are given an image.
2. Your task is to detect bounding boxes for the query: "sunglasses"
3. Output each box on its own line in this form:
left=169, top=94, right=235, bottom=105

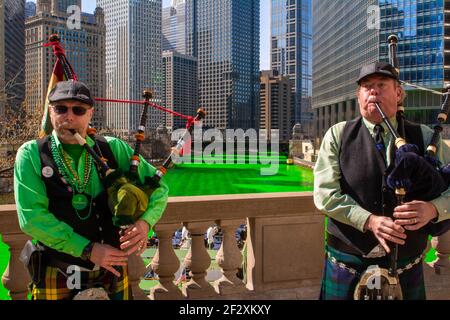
left=51, top=105, right=90, bottom=116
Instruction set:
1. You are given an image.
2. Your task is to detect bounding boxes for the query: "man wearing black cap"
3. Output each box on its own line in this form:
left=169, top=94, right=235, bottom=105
left=14, top=80, right=169, bottom=299
left=313, top=62, right=450, bottom=300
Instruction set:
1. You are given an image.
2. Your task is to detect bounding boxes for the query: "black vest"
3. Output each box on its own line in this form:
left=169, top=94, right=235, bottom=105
left=37, top=135, right=121, bottom=269
left=328, top=117, right=429, bottom=259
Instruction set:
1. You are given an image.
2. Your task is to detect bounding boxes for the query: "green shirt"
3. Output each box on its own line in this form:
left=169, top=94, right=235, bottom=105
left=14, top=131, right=169, bottom=258
left=313, top=117, right=450, bottom=232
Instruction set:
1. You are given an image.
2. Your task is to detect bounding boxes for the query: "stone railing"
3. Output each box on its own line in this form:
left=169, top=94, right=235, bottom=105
left=1, top=193, right=449, bottom=300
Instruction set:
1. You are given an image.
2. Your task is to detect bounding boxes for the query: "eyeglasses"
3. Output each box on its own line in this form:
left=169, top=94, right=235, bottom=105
left=51, top=105, right=90, bottom=116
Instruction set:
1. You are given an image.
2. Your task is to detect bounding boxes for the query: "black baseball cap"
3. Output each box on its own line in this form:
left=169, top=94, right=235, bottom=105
left=357, top=62, right=399, bottom=84
left=48, top=80, right=94, bottom=106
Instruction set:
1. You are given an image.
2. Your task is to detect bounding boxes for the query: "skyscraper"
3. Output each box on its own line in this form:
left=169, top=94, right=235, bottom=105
left=197, top=0, right=260, bottom=130
left=162, top=0, right=196, bottom=57
left=313, top=1, right=378, bottom=139
left=379, top=0, right=446, bottom=126
left=162, top=51, right=198, bottom=130
left=162, top=5, right=178, bottom=52
left=313, top=0, right=450, bottom=139
left=1, top=0, right=26, bottom=112
left=260, top=70, right=292, bottom=142
left=56, top=0, right=81, bottom=13
left=271, top=0, right=312, bottom=134
left=161, top=1, right=198, bottom=132
left=25, top=2, right=106, bottom=128
left=25, top=1, right=36, bottom=19
left=98, top=0, right=163, bottom=134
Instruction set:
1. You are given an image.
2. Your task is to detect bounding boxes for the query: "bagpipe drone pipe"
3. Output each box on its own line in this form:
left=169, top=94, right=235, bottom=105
left=385, top=34, right=450, bottom=237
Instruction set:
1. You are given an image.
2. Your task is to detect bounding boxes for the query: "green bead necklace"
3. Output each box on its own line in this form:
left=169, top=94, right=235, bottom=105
left=50, top=135, right=94, bottom=220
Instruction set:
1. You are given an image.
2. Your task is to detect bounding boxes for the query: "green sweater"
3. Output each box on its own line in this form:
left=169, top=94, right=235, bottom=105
left=14, top=131, right=169, bottom=258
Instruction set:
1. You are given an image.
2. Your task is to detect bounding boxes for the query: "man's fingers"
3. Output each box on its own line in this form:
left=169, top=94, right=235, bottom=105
left=120, top=227, right=143, bottom=244
left=393, top=211, right=417, bottom=219
left=125, top=238, right=147, bottom=256
left=125, top=242, right=141, bottom=256
left=104, top=266, right=121, bottom=277
left=120, top=240, right=132, bottom=250
left=108, top=256, right=128, bottom=263
left=395, top=218, right=418, bottom=226
left=119, top=232, right=134, bottom=243
left=394, top=201, right=421, bottom=212
left=391, top=222, right=405, bottom=233
left=379, top=231, right=405, bottom=245
left=120, top=237, right=141, bottom=250
left=381, top=220, right=405, bottom=233
left=120, top=227, right=137, bottom=241
left=379, top=226, right=406, bottom=239
left=109, top=248, right=129, bottom=257
left=376, top=237, right=390, bottom=254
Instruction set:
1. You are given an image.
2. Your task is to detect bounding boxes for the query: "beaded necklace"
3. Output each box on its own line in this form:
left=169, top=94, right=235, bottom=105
left=50, top=135, right=94, bottom=220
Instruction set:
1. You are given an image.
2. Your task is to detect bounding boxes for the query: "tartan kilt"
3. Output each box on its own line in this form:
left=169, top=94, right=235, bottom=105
left=31, top=265, right=130, bottom=300
left=320, top=245, right=425, bottom=300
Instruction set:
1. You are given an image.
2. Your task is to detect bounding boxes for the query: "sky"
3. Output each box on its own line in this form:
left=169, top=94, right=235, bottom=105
left=30, top=0, right=271, bottom=70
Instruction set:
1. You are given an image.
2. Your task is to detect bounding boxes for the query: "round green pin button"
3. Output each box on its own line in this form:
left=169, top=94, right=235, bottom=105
left=72, top=194, right=88, bottom=210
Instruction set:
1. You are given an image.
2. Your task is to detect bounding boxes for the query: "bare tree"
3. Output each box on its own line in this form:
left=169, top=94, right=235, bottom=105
left=0, top=66, right=25, bottom=107
left=0, top=105, right=41, bottom=172
left=0, top=66, right=41, bottom=175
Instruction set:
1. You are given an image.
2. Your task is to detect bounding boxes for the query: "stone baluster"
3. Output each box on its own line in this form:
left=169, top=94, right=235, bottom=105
left=431, top=231, right=450, bottom=273
left=127, top=253, right=148, bottom=300
left=149, top=223, right=183, bottom=300
left=182, top=222, right=217, bottom=299
left=1, top=233, right=31, bottom=300
left=214, top=219, right=247, bottom=295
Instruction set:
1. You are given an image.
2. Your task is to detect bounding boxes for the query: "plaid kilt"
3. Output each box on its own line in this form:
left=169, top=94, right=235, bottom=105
left=31, top=265, right=130, bottom=300
left=320, top=245, right=425, bottom=300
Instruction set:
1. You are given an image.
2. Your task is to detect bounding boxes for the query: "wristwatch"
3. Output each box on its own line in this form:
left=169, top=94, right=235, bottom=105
left=81, top=242, right=95, bottom=261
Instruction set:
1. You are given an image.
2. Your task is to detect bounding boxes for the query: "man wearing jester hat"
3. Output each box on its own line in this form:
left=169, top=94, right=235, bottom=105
left=14, top=80, right=169, bottom=300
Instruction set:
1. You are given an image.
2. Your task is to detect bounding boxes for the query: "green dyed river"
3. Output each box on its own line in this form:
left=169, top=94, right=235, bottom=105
left=164, top=158, right=314, bottom=196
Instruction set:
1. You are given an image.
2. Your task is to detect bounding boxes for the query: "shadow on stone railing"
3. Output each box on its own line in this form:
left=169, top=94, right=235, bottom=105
left=1, top=193, right=449, bottom=300
left=138, top=192, right=324, bottom=300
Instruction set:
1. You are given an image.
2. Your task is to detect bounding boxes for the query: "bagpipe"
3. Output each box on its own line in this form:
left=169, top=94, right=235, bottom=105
left=43, top=34, right=205, bottom=229
left=385, top=34, right=450, bottom=235
left=354, top=35, right=450, bottom=300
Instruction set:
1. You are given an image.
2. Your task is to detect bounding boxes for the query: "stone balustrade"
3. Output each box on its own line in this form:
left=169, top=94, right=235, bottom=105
left=1, top=192, right=449, bottom=300
left=0, top=204, right=31, bottom=300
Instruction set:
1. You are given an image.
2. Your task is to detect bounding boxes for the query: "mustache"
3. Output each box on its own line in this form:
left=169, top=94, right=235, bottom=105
left=367, top=96, right=380, bottom=104
left=55, top=123, right=77, bottom=131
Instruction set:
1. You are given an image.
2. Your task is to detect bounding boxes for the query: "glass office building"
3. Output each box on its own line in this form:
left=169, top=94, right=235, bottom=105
left=162, top=0, right=196, bottom=57
left=162, top=6, right=178, bottom=52
left=197, top=0, right=260, bottom=130
left=162, top=51, right=198, bottom=130
left=271, top=0, right=313, bottom=131
left=98, top=0, right=163, bottom=133
left=379, top=0, right=446, bottom=125
left=56, top=0, right=81, bottom=13
left=25, top=2, right=36, bottom=19
left=312, top=0, right=379, bottom=138
left=2, top=0, right=25, bottom=110
left=313, top=0, right=450, bottom=139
